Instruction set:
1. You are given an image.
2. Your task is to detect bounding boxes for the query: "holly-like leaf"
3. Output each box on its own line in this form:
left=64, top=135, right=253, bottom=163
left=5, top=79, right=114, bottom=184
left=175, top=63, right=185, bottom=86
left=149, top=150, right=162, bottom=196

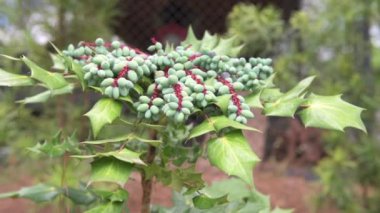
left=17, top=83, right=74, bottom=104
left=193, top=194, right=228, bottom=209
left=299, top=94, right=366, bottom=132
left=72, top=148, right=145, bottom=165
left=64, top=187, right=97, bottom=205
left=281, top=76, right=315, bottom=100
left=21, top=56, right=68, bottom=89
left=207, top=130, right=260, bottom=184
left=262, top=76, right=315, bottom=117
left=263, top=98, right=305, bottom=117
left=0, top=68, right=34, bottom=87
left=189, top=116, right=259, bottom=139
left=85, top=202, right=123, bottom=213
left=245, top=90, right=263, bottom=109
left=169, top=167, right=205, bottom=193
left=82, top=133, right=162, bottom=147
left=85, top=98, right=123, bottom=137
left=181, top=27, right=243, bottom=57
left=50, top=53, right=66, bottom=70
left=71, top=60, right=85, bottom=89
left=90, top=157, right=133, bottom=186
left=0, top=184, right=61, bottom=203
left=214, top=94, right=231, bottom=114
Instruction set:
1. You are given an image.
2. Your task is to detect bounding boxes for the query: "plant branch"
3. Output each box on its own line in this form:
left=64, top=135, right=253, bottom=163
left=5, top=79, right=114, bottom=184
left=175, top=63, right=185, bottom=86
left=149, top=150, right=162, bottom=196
left=141, top=131, right=157, bottom=213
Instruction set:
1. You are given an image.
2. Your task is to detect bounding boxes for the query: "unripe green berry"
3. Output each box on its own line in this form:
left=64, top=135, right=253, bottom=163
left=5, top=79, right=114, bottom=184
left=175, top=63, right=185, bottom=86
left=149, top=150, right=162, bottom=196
left=128, top=71, right=138, bottom=82
left=137, top=104, right=149, bottom=112
left=95, top=38, right=104, bottom=46
left=112, top=87, right=120, bottom=99
left=104, top=86, right=113, bottom=97
left=101, top=78, right=114, bottom=87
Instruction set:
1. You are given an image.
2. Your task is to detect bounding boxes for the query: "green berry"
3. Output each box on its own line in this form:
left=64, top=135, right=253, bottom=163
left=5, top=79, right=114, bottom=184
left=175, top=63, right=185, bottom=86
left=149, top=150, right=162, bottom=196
left=112, top=87, right=120, bottom=99
left=101, top=78, right=114, bottom=87
left=137, top=104, right=149, bottom=112
left=95, top=38, right=104, bottom=46
left=128, top=71, right=138, bottom=82
left=104, top=86, right=113, bottom=97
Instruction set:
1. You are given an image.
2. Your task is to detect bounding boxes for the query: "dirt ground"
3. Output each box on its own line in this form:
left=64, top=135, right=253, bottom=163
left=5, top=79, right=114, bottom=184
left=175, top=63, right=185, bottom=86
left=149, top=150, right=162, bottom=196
left=0, top=111, right=338, bottom=213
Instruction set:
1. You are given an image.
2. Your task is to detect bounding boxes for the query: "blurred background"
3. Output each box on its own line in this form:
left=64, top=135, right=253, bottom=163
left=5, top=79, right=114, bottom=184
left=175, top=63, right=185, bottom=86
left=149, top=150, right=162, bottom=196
left=0, top=0, right=379, bottom=212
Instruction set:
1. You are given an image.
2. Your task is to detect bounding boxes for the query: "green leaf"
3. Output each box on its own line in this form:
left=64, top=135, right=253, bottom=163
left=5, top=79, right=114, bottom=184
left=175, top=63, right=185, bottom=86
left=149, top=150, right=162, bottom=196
left=109, top=189, right=129, bottom=202
left=263, top=98, right=305, bottom=117
left=260, top=88, right=283, bottom=103
left=71, top=60, right=85, bottom=89
left=201, top=178, right=251, bottom=201
left=214, top=94, right=231, bottom=114
left=19, top=184, right=61, bottom=203
left=207, top=130, right=260, bottom=184
left=299, top=94, right=366, bottom=132
left=120, top=119, right=165, bottom=130
left=281, top=76, right=315, bottom=100
left=85, top=98, right=123, bottom=137
left=85, top=202, right=124, bottom=213
left=0, top=184, right=61, bottom=203
left=181, top=27, right=243, bottom=57
left=82, top=133, right=162, bottom=147
left=64, top=187, right=97, bottom=205
left=169, top=167, right=205, bottom=193
left=50, top=53, right=66, bottom=70
left=90, top=157, right=133, bottom=186
left=189, top=116, right=259, bottom=139
left=17, top=83, right=74, bottom=104
left=21, top=56, right=68, bottom=89
left=0, top=68, right=34, bottom=87
left=262, top=76, right=315, bottom=117
left=245, top=90, right=263, bottom=109
left=0, top=54, right=21, bottom=61
left=72, top=148, right=145, bottom=165
left=193, top=194, right=228, bottom=209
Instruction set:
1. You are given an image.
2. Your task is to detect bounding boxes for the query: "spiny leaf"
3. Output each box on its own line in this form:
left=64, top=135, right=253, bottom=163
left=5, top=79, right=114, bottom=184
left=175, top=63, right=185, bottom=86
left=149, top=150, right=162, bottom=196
left=0, top=68, right=34, bottom=87
left=181, top=27, right=242, bottom=57
left=299, top=94, right=366, bottom=132
left=82, top=133, right=162, bottom=147
left=245, top=90, right=263, bottom=109
left=72, top=148, right=145, bottom=165
left=193, top=194, right=228, bottom=209
left=85, top=98, right=123, bottom=138
left=21, top=56, right=68, bottom=90
left=207, top=130, right=260, bottom=184
left=90, top=157, right=133, bottom=186
left=17, top=83, right=74, bottom=104
left=262, top=76, right=315, bottom=117
left=189, top=116, right=259, bottom=139
left=84, top=201, right=124, bottom=213
left=0, top=184, right=61, bottom=203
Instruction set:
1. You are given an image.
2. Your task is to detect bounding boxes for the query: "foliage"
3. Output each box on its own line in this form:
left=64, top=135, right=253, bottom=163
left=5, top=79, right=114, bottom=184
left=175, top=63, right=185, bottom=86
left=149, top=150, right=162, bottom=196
left=0, top=27, right=365, bottom=213
left=227, top=1, right=379, bottom=212
left=226, top=3, right=284, bottom=57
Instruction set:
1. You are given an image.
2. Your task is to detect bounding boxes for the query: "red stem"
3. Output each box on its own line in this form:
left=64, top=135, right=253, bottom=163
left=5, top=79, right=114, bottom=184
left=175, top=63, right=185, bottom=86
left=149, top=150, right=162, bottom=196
left=216, top=76, right=242, bottom=115
left=173, top=84, right=183, bottom=111
left=113, top=65, right=129, bottom=87
left=185, top=70, right=207, bottom=94
left=148, top=84, right=160, bottom=107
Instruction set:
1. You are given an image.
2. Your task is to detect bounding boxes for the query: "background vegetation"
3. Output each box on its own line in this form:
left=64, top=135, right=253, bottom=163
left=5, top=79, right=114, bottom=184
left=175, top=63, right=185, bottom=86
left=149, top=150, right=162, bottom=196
left=0, top=0, right=379, bottom=212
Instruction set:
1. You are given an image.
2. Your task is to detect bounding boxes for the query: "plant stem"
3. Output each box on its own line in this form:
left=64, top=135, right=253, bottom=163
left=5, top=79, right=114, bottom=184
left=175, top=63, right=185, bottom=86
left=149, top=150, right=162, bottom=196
left=141, top=129, right=157, bottom=213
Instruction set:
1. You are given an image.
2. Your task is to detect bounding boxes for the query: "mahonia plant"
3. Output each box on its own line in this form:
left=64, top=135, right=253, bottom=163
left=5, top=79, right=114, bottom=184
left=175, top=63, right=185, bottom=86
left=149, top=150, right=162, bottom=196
left=0, top=28, right=366, bottom=213
left=63, top=37, right=272, bottom=124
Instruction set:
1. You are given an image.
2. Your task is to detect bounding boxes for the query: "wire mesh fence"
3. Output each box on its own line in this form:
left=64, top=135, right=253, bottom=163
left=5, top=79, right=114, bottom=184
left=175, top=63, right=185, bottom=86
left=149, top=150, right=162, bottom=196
left=113, top=0, right=299, bottom=49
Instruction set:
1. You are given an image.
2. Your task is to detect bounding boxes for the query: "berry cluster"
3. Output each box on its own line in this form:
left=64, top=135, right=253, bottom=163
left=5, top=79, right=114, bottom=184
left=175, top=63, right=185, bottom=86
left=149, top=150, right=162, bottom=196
left=63, top=38, right=274, bottom=123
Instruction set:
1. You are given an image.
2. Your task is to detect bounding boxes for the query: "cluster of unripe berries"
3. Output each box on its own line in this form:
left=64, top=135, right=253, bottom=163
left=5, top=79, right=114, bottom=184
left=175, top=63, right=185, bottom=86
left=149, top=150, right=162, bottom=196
left=63, top=38, right=274, bottom=123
